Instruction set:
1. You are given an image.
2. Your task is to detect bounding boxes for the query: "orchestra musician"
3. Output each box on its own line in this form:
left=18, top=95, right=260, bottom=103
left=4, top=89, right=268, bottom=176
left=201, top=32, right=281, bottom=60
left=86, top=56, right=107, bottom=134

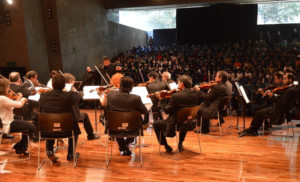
left=39, top=74, right=82, bottom=162
left=86, top=56, right=120, bottom=86
left=63, top=73, right=100, bottom=140
left=194, top=71, right=229, bottom=134
left=24, top=70, right=39, bottom=88
left=240, top=72, right=297, bottom=137
left=47, top=70, right=59, bottom=88
left=0, top=78, right=36, bottom=155
left=162, top=71, right=175, bottom=85
left=145, top=71, right=168, bottom=124
left=9, top=72, right=34, bottom=98
left=153, top=75, right=201, bottom=153
left=104, top=76, right=148, bottom=156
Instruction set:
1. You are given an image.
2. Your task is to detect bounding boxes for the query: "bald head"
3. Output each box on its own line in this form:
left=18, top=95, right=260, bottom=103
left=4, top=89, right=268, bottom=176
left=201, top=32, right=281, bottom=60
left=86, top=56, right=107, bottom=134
left=9, top=72, right=21, bottom=83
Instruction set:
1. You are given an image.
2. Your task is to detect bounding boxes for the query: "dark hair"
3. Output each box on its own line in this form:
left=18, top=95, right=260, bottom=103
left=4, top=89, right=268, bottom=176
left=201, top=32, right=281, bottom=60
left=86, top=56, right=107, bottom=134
left=120, top=76, right=134, bottom=93
left=50, top=70, right=58, bottom=78
left=63, top=73, right=76, bottom=83
left=9, top=72, right=20, bottom=82
left=217, top=71, right=228, bottom=82
left=102, top=56, right=110, bottom=61
left=52, top=74, right=65, bottom=90
left=0, top=78, right=9, bottom=95
left=26, top=70, right=37, bottom=79
left=285, top=72, right=294, bottom=82
left=147, top=71, right=158, bottom=80
left=274, top=71, right=283, bottom=80
left=179, top=75, right=192, bottom=88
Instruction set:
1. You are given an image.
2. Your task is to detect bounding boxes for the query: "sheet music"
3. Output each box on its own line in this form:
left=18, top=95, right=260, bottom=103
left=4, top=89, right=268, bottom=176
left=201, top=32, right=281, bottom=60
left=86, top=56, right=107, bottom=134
left=83, top=86, right=101, bottom=100
left=169, top=83, right=177, bottom=90
left=64, top=84, right=72, bottom=92
left=239, top=85, right=250, bottom=104
left=130, top=86, right=153, bottom=107
left=28, top=93, right=40, bottom=102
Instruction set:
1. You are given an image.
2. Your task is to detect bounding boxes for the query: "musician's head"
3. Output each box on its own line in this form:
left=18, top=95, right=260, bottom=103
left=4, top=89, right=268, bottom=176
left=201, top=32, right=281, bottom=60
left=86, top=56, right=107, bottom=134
left=27, top=70, right=37, bottom=82
left=64, top=73, right=76, bottom=84
left=9, top=72, right=21, bottom=84
left=274, top=71, right=283, bottom=84
left=162, top=71, right=171, bottom=81
left=50, top=70, right=59, bottom=78
left=102, top=56, right=110, bottom=67
left=0, top=78, right=9, bottom=95
left=283, top=72, right=294, bottom=85
left=178, top=75, right=192, bottom=89
left=52, top=74, right=66, bottom=90
left=110, top=73, right=124, bottom=88
left=147, top=71, right=158, bottom=81
left=120, top=76, right=134, bottom=93
left=215, top=71, right=228, bottom=83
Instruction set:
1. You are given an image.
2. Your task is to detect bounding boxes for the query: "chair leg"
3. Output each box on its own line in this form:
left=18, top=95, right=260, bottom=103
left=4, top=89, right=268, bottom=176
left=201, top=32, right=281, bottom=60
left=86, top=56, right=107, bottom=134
left=72, top=132, right=76, bottom=168
left=218, top=112, right=222, bottom=137
left=139, top=130, right=143, bottom=167
left=200, top=117, right=203, bottom=135
left=105, top=130, right=111, bottom=167
left=38, top=136, right=46, bottom=171
left=175, top=125, right=179, bottom=160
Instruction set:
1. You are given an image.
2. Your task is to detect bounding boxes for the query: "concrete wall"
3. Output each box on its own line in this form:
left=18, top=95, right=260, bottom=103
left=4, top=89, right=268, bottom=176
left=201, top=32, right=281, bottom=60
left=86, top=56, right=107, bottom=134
left=23, top=0, right=49, bottom=83
left=56, top=0, right=147, bottom=80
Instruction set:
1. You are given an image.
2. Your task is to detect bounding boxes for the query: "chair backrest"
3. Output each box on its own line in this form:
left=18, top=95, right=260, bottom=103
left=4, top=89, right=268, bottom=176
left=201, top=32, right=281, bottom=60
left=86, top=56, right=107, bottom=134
left=107, top=111, right=142, bottom=131
left=38, top=113, right=73, bottom=132
left=218, top=96, right=232, bottom=111
left=176, top=105, right=201, bottom=125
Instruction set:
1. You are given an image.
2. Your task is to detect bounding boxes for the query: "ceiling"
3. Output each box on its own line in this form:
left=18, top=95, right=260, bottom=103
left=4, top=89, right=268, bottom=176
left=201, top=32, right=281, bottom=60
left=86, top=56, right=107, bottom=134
left=100, top=0, right=300, bottom=10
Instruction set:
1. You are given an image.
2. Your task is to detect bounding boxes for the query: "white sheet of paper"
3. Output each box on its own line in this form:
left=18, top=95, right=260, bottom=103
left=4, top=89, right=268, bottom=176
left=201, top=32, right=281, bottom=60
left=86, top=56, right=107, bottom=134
left=64, top=84, right=72, bottom=92
left=169, top=83, right=177, bottom=90
left=28, top=93, right=40, bottom=101
left=83, top=86, right=101, bottom=100
left=130, top=86, right=153, bottom=107
left=239, top=85, right=250, bottom=104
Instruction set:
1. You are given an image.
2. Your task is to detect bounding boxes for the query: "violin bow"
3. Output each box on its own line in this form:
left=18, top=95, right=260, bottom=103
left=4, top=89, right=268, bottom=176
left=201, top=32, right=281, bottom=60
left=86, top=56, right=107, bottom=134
left=138, top=68, right=145, bottom=83
left=94, top=66, right=110, bottom=85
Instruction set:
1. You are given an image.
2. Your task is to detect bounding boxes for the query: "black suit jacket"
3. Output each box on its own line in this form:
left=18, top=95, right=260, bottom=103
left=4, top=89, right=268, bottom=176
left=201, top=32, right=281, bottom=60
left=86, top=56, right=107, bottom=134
left=87, top=63, right=117, bottom=85
left=269, top=85, right=297, bottom=124
left=198, top=82, right=228, bottom=119
left=146, top=79, right=168, bottom=111
left=10, top=83, right=34, bottom=98
left=163, top=88, right=201, bottom=137
left=106, top=91, right=148, bottom=135
left=39, top=89, right=82, bottom=135
left=23, top=80, right=35, bottom=89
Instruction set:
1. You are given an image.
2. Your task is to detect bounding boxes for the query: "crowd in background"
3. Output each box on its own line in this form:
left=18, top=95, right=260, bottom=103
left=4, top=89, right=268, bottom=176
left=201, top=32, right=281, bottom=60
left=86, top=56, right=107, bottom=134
left=107, top=35, right=299, bottom=116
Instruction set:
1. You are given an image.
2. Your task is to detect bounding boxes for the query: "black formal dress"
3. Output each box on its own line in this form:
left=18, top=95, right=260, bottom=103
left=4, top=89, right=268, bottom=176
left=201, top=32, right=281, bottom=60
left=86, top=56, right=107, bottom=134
left=153, top=88, right=201, bottom=146
left=197, top=82, right=228, bottom=131
left=248, top=85, right=297, bottom=132
left=106, top=90, right=148, bottom=151
left=39, top=89, right=82, bottom=155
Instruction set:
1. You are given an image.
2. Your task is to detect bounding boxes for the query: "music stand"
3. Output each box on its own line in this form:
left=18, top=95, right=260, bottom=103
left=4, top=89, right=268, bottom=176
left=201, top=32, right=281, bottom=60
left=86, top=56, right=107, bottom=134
left=235, top=82, right=250, bottom=138
left=73, top=81, right=82, bottom=91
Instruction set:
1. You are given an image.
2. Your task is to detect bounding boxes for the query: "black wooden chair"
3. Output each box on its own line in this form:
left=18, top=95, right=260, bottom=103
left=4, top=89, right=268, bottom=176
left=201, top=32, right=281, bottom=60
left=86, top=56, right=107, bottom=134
left=200, top=96, right=232, bottom=137
left=37, top=113, right=77, bottom=170
left=106, top=111, right=143, bottom=167
left=159, top=105, right=201, bottom=160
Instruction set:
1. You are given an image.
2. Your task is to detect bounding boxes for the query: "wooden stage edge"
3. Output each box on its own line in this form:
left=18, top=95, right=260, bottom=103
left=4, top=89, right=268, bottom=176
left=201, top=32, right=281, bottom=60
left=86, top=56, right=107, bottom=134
left=0, top=109, right=300, bottom=182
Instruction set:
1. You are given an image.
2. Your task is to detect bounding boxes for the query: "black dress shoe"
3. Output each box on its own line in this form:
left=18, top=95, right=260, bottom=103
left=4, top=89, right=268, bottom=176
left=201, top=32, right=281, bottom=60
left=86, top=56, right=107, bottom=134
left=47, top=151, right=59, bottom=162
left=3, top=133, right=15, bottom=139
left=296, top=124, right=300, bottom=127
left=87, top=134, right=100, bottom=140
left=178, top=144, right=184, bottom=152
left=194, top=129, right=209, bottom=134
left=120, top=148, right=132, bottom=156
left=67, top=152, right=80, bottom=161
left=165, top=145, right=173, bottom=153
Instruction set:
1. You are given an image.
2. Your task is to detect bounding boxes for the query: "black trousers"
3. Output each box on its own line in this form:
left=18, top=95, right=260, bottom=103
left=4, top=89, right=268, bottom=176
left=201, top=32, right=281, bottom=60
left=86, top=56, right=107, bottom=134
left=153, top=120, right=187, bottom=146
left=79, top=112, right=94, bottom=136
left=10, top=120, right=36, bottom=150
left=250, top=106, right=273, bottom=132
left=46, top=135, right=79, bottom=155
left=116, top=137, right=134, bottom=151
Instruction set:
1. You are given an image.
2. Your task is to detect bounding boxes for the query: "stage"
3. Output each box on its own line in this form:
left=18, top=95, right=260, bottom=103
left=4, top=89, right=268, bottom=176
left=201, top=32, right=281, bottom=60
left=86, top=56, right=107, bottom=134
left=1, top=109, right=300, bottom=182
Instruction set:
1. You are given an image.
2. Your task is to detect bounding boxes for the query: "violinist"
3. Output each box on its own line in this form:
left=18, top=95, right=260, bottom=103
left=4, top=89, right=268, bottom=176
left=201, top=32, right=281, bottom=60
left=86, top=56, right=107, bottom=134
left=241, top=72, right=297, bottom=137
left=194, top=71, right=229, bottom=134
left=64, top=73, right=99, bottom=140
left=9, top=72, right=34, bottom=98
left=24, top=70, right=39, bottom=88
left=39, top=74, right=82, bottom=162
left=46, top=70, right=59, bottom=88
left=162, top=71, right=175, bottom=85
left=0, top=78, right=36, bottom=154
left=145, top=71, right=168, bottom=123
left=153, top=75, right=201, bottom=153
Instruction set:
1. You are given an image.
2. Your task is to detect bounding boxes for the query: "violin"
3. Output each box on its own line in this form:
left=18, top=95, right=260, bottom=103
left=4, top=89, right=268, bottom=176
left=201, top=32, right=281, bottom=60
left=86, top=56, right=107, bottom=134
left=7, top=89, right=22, bottom=101
left=138, top=80, right=153, bottom=87
left=270, top=84, right=292, bottom=94
left=89, top=85, right=112, bottom=93
left=197, top=81, right=218, bottom=90
left=147, top=89, right=181, bottom=100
